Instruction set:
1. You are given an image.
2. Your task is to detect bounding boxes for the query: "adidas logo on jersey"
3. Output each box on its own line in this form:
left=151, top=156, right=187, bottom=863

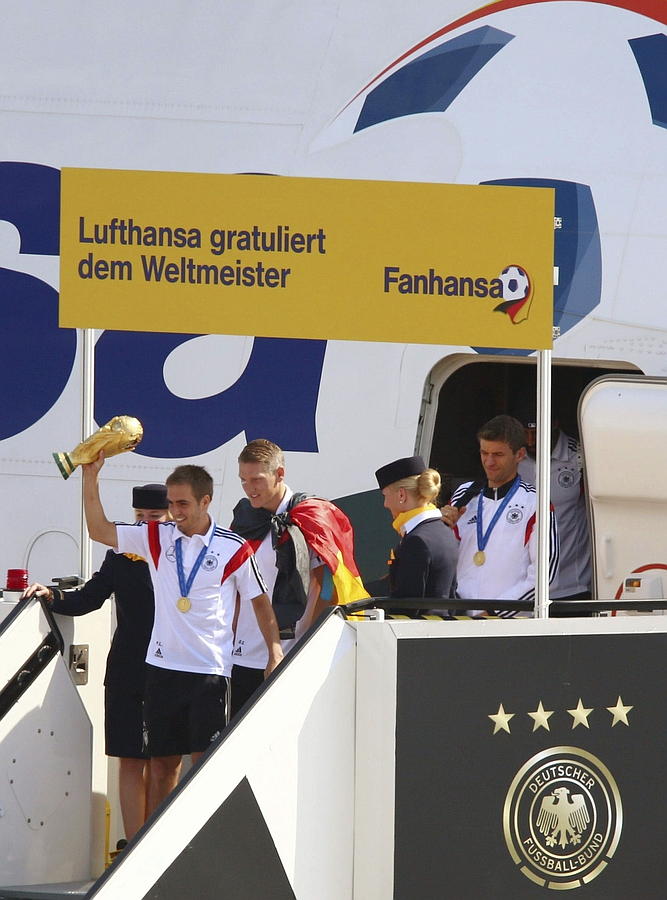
left=154, top=647, right=163, bottom=658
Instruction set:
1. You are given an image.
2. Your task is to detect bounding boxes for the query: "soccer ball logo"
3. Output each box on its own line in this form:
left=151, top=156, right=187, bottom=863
left=499, top=265, right=530, bottom=302
left=495, top=265, right=532, bottom=323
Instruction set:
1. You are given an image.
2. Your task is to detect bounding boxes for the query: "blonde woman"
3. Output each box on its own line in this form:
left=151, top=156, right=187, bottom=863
left=375, top=455, right=457, bottom=603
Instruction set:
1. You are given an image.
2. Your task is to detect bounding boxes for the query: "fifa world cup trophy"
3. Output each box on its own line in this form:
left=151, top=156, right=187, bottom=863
left=53, top=415, right=144, bottom=480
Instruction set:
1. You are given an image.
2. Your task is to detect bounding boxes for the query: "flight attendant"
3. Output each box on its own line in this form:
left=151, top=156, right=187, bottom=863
left=375, top=455, right=457, bottom=606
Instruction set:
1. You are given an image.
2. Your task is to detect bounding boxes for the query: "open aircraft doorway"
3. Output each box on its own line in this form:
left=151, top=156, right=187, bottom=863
left=419, top=356, right=641, bottom=501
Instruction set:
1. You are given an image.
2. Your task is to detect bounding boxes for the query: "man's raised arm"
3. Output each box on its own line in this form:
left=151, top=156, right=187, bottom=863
left=82, top=452, right=118, bottom=548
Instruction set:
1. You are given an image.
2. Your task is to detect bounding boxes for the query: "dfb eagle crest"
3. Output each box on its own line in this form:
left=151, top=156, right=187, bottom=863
left=536, top=786, right=590, bottom=849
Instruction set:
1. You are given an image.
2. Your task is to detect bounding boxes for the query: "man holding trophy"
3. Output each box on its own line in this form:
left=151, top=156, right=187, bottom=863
left=81, top=448, right=284, bottom=814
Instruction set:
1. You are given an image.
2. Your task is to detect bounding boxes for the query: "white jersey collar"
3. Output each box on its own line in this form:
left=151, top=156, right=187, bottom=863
left=176, top=515, right=215, bottom=547
left=275, top=484, right=293, bottom=516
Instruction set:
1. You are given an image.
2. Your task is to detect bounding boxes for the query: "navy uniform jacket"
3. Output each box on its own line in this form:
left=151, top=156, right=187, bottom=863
left=50, top=549, right=154, bottom=687
left=389, top=518, right=457, bottom=600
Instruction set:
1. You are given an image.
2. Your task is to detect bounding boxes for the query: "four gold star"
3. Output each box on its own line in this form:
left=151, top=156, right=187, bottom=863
left=488, top=703, right=514, bottom=734
left=606, top=696, right=633, bottom=727
left=527, top=701, right=554, bottom=732
left=487, top=698, right=635, bottom=733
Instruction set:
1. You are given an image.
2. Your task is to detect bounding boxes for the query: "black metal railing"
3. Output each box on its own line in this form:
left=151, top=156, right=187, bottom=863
left=0, top=596, right=65, bottom=722
left=341, top=596, right=667, bottom=616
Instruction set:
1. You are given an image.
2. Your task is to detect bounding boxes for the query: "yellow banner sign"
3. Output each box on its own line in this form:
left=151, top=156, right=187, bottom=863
left=60, top=169, right=554, bottom=349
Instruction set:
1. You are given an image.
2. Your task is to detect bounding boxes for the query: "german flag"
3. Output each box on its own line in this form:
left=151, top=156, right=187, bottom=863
left=288, top=499, right=369, bottom=605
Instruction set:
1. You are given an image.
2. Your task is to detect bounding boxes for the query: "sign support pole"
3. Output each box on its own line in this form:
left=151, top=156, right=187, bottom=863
left=535, top=347, right=552, bottom=618
left=79, top=327, right=95, bottom=582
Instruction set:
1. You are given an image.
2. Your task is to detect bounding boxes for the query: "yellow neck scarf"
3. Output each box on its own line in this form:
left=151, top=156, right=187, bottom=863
left=392, top=503, right=438, bottom=535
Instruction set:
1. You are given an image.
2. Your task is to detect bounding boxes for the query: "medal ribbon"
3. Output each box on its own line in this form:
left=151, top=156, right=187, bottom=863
left=175, top=537, right=209, bottom=600
left=476, top=476, right=521, bottom=554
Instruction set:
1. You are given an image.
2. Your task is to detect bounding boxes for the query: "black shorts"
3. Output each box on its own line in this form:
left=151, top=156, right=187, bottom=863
left=144, top=664, right=229, bottom=757
left=104, top=681, right=148, bottom=759
left=230, top=664, right=265, bottom=720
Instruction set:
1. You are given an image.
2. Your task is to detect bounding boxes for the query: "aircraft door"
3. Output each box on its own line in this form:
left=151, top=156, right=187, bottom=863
left=579, top=375, right=667, bottom=604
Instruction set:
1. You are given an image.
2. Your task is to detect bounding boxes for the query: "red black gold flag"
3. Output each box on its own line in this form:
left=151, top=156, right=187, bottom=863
left=288, top=498, right=369, bottom=604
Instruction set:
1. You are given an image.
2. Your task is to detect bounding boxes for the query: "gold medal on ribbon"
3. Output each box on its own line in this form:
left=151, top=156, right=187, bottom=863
left=177, top=596, right=191, bottom=613
left=473, top=550, right=486, bottom=566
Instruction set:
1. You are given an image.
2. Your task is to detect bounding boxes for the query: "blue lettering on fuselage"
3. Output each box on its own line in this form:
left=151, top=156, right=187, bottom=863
left=0, top=163, right=76, bottom=440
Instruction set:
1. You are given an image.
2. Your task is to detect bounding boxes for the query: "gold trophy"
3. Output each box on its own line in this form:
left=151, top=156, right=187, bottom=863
left=53, top=415, right=144, bottom=480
